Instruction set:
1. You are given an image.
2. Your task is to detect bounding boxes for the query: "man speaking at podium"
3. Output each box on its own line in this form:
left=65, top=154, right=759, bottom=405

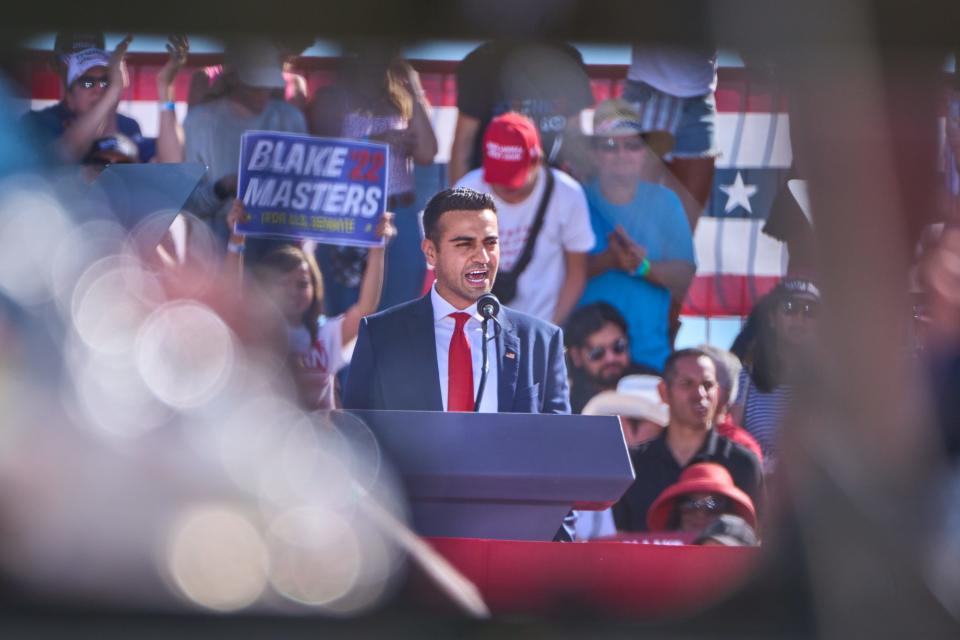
left=343, top=187, right=571, bottom=414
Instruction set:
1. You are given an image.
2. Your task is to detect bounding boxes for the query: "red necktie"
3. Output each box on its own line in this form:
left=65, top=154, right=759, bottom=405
left=447, top=312, right=474, bottom=412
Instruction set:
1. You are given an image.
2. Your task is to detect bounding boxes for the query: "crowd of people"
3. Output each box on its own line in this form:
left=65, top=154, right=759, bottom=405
left=24, top=31, right=942, bottom=548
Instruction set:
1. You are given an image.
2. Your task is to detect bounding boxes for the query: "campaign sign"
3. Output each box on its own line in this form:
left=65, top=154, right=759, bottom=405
left=236, top=131, right=389, bottom=247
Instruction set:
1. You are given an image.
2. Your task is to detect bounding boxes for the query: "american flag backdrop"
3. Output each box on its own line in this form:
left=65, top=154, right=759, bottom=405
left=685, top=71, right=791, bottom=317
left=19, top=48, right=791, bottom=320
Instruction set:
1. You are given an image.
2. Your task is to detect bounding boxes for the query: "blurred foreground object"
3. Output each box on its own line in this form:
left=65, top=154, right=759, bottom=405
left=0, top=163, right=484, bottom=617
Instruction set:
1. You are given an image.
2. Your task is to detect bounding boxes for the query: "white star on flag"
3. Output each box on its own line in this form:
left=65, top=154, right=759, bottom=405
left=719, top=171, right=758, bottom=214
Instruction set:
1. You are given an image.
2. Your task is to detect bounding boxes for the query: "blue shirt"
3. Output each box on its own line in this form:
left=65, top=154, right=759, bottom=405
left=21, top=102, right=150, bottom=163
left=579, top=180, right=695, bottom=371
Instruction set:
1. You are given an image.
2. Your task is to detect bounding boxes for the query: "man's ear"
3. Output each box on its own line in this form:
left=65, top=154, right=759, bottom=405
left=658, top=379, right=669, bottom=404
left=422, top=237, right=437, bottom=268
left=569, top=346, right=584, bottom=367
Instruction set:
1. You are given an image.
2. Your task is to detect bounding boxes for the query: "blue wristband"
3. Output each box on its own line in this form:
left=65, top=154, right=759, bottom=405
left=160, top=101, right=176, bottom=112
left=635, top=258, right=651, bottom=278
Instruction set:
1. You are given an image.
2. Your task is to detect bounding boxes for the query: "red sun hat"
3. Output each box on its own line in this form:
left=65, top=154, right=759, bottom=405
left=482, top=112, right=542, bottom=189
left=646, top=462, right=758, bottom=532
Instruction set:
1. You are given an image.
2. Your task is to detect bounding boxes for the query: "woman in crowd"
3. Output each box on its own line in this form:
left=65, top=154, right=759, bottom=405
left=308, top=45, right=438, bottom=314
left=225, top=200, right=396, bottom=410
left=646, top=463, right=758, bottom=536
left=730, top=277, right=821, bottom=471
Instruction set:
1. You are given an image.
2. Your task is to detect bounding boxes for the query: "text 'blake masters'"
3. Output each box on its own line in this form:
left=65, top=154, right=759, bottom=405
left=236, top=131, right=389, bottom=247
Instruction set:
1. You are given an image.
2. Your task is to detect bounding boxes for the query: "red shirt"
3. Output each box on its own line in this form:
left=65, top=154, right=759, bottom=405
left=715, top=415, right=764, bottom=466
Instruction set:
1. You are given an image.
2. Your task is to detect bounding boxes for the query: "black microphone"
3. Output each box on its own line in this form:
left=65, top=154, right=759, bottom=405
left=473, top=293, right=500, bottom=412
left=477, top=293, right=500, bottom=320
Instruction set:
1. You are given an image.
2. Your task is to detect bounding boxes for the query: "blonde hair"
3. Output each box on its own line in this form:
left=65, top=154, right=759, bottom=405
left=342, top=51, right=414, bottom=120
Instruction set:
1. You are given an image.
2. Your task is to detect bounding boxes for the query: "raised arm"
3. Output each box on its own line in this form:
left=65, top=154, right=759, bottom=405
left=340, top=213, right=397, bottom=347
left=397, top=62, right=438, bottom=165
left=223, top=199, right=248, bottom=285
left=154, top=35, right=188, bottom=163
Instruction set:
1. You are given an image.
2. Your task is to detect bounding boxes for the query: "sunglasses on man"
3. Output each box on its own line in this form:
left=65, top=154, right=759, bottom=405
left=594, top=137, right=645, bottom=153
left=585, top=337, right=629, bottom=362
left=778, top=298, right=820, bottom=319
left=678, top=495, right=728, bottom=514
left=76, top=76, right=110, bottom=90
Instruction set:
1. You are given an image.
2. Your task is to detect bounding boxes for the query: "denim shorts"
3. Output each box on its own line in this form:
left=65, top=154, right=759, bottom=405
left=622, top=79, right=718, bottom=159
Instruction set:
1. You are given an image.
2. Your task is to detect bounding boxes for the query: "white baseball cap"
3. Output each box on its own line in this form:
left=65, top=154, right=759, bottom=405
left=65, top=48, right=110, bottom=87
left=224, top=40, right=285, bottom=89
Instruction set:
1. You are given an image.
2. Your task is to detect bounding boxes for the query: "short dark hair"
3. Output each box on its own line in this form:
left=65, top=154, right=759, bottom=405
left=663, top=348, right=714, bottom=384
left=564, top=302, right=628, bottom=348
left=422, top=187, right=497, bottom=243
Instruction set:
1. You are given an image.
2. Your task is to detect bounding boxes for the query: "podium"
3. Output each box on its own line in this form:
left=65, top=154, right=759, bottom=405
left=338, top=410, right=635, bottom=541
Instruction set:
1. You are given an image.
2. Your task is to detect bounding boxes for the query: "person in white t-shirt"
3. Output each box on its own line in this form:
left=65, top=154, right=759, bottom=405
left=225, top=200, right=396, bottom=410
left=455, top=112, right=595, bottom=324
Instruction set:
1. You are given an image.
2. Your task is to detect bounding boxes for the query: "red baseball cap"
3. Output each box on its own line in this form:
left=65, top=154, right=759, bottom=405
left=482, top=112, right=542, bottom=189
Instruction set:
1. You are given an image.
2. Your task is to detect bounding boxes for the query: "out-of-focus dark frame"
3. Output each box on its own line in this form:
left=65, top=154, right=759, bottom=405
left=4, top=0, right=960, bottom=636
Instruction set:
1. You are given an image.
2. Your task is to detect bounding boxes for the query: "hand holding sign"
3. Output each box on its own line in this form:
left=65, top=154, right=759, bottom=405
left=374, top=212, right=398, bottom=248
left=236, top=132, right=390, bottom=247
left=226, top=199, right=250, bottom=242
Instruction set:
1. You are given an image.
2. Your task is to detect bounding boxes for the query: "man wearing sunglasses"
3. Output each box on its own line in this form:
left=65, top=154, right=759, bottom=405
left=564, top=302, right=658, bottom=414
left=578, top=99, right=696, bottom=373
left=22, top=33, right=145, bottom=165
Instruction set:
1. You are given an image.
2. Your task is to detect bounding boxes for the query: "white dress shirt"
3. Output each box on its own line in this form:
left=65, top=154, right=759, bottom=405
left=573, top=508, right=617, bottom=541
left=431, top=286, right=499, bottom=413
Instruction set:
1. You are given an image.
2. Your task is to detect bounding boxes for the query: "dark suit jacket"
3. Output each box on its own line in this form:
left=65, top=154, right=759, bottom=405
left=343, top=294, right=571, bottom=414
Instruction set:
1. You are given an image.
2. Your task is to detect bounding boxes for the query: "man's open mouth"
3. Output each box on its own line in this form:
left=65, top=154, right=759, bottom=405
left=465, top=269, right=489, bottom=284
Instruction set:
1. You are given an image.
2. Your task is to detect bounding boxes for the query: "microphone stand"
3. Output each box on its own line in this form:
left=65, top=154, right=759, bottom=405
left=473, top=317, right=501, bottom=412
